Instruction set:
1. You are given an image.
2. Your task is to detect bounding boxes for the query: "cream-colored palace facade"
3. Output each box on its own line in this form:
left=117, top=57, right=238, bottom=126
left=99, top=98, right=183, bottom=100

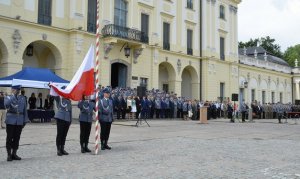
left=0, top=0, right=299, bottom=104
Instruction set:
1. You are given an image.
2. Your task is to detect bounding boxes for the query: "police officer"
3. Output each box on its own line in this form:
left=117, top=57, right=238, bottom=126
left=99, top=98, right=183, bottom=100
left=98, top=88, right=113, bottom=150
left=4, top=85, right=28, bottom=161
left=78, top=95, right=95, bottom=153
left=240, top=100, right=248, bottom=122
left=54, top=91, right=72, bottom=156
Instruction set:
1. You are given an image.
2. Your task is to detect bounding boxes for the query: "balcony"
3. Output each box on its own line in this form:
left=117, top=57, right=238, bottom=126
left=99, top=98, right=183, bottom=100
left=101, top=24, right=149, bottom=44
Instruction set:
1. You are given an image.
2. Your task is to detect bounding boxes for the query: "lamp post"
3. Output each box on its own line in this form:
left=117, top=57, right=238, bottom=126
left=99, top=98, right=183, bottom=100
left=124, top=45, right=130, bottom=58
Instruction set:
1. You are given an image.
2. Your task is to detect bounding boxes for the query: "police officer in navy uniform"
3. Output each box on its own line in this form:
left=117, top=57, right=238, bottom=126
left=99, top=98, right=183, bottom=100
left=54, top=89, right=72, bottom=156
left=4, top=85, right=29, bottom=161
left=98, top=88, right=113, bottom=150
left=78, top=95, right=95, bottom=153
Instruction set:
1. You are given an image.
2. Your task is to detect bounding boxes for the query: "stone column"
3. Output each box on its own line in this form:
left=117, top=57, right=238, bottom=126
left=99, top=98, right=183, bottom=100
left=295, top=82, right=300, bottom=100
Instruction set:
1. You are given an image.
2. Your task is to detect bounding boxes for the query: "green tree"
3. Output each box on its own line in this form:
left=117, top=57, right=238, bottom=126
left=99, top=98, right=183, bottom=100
left=239, top=36, right=283, bottom=58
left=283, top=44, right=300, bottom=67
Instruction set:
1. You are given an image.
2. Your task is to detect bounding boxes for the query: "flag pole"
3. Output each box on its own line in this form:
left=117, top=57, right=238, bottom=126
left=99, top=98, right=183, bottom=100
left=94, top=0, right=100, bottom=155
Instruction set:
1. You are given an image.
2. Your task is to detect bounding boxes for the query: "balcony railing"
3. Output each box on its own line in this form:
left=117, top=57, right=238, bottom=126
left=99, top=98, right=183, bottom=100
left=102, top=24, right=149, bottom=44
left=239, top=55, right=292, bottom=74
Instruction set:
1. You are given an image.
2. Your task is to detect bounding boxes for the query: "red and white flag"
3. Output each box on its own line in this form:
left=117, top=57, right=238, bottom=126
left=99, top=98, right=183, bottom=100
left=50, top=45, right=95, bottom=101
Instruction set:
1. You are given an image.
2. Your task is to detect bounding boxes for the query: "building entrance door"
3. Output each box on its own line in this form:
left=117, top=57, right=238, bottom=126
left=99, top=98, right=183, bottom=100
left=111, top=63, right=127, bottom=88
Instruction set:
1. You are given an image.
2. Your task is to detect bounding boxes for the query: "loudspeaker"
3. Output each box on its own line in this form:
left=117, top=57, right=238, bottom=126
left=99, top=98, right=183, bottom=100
left=295, top=100, right=300, bottom=105
left=232, top=93, right=238, bottom=101
left=137, top=86, right=146, bottom=97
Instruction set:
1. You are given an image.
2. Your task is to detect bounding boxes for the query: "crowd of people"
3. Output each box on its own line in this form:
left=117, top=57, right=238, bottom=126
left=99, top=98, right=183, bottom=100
left=98, top=86, right=203, bottom=121
left=1, top=85, right=300, bottom=162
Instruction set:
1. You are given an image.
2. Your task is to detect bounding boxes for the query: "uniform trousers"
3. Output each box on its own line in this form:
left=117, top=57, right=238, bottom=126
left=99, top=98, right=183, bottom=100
left=155, top=109, right=161, bottom=119
left=80, top=121, right=92, bottom=144
left=56, top=119, right=70, bottom=146
left=241, top=111, right=247, bottom=121
left=100, top=121, right=112, bottom=142
left=6, top=124, right=23, bottom=150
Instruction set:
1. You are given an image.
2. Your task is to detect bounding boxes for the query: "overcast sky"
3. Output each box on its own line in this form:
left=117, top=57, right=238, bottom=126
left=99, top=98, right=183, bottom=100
left=238, top=0, right=300, bottom=51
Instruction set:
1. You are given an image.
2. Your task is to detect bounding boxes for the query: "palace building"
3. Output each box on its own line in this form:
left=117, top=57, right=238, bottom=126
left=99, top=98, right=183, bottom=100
left=0, top=0, right=298, bottom=104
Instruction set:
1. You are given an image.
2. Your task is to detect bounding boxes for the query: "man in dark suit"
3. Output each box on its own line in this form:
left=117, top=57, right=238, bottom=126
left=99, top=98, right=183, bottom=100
left=141, top=96, right=149, bottom=119
left=98, top=88, right=114, bottom=150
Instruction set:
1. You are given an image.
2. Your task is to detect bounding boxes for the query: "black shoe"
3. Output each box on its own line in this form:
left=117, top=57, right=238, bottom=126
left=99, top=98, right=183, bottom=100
left=12, top=150, right=21, bottom=160
left=81, top=143, right=85, bottom=153
left=104, top=141, right=111, bottom=150
left=7, top=155, right=12, bottom=161
left=101, top=141, right=105, bottom=150
left=6, top=148, right=12, bottom=161
left=61, top=146, right=69, bottom=155
left=85, top=143, right=91, bottom=153
left=57, top=146, right=63, bottom=156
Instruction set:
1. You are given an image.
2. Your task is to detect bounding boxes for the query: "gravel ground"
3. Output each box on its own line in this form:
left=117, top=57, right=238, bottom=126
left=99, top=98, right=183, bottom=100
left=0, top=118, right=299, bottom=179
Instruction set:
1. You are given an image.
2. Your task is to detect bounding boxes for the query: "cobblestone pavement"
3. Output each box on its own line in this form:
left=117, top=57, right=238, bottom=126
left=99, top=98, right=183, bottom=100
left=0, top=118, right=300, bottom=179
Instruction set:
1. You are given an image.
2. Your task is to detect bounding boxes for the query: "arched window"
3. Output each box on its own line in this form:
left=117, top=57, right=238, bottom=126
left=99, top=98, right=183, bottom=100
left=220, top=5, right=225, bottom=19
left=114, top=0, right=128, bottom=27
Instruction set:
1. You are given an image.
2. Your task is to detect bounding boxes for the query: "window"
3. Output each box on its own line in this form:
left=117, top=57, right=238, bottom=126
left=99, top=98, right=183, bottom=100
left=187, top=29, right=193, bottom=55
left=262, top=91, right=266, bottom=104
left=280, top=92, right=283, bottom=103
left=220, top=5, right=225, bottom=19
left=271, top=92, right=275, bottom=103
left=163, top=22, right=170, bottom=50
left=187, top=0, right=193, bottom=9
left=87, top=0, right=97, bottom=33
left=220, top=37, right=225, bottom=60
left=141, top=14, right=149, bottom=43
left=251, top=89, right=255, bottom=102
left=220, top=83, right=225, bottom=99
left=38, top=0, right=52, bottom=25
left=114, top=0, right=127, bottom=27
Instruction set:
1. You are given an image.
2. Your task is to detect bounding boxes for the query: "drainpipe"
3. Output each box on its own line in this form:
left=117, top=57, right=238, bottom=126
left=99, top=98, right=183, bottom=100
left=199, top=0, right=203, bottom=100
left=291, top=74, right=294, bottom=103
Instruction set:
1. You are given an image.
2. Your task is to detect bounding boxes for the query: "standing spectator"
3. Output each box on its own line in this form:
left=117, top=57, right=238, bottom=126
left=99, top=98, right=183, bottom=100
left=0, top=91, right=6, bottom=129
left=36, top=93, right=43, bottom=109
left=126, top=96, right=133, bottom=120
left=192, top=100, right=197, bottom=120
left=182, top=100, right=188, bottom=120
left=240, top=100, right=248, bottom=122
left=155, top=97, right=161, bottom=119
left=135, top=96, right=141, bottom=119
left=228, top=102, right=234, bottom=122
left=131, top=96, right=137, bottom=119
left=28, top=93, right=36, bottom=109
left=177, top=97, right=183, bottom=118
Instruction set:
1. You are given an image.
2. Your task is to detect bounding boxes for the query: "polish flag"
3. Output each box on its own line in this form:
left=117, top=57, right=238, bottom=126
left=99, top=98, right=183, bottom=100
left=50, top=45, right=95, bottom=101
